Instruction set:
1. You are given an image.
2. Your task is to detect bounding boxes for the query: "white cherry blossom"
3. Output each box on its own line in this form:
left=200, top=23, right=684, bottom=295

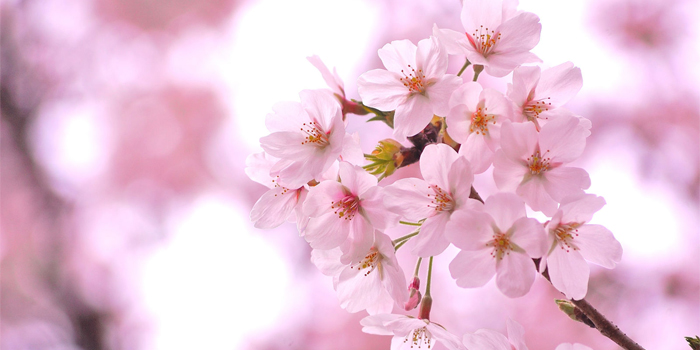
left=361, top=314, right=466, bottom=350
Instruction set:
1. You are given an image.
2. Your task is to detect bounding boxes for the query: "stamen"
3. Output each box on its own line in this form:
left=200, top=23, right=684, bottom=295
left=470, top=106, right=496, bottom=135
left=330, top=195, right=360, bottom=220
left=400, top=64, right=427, bottom=95
left=526, top=149, right=551, bottom=175
left=300, top=121, right=330, bottom=147
left=467, top=25, right=502, bottom=56
left=271, top=176, right=291, bottom=197
left=523, top=97, right=552, bottom=122
left=552, top=222, right=582, bottom=252
left=403, top=326, right=432, bottom=349
left=350, top=249, right=381, bottom=276
left=486, top=231, right=513, bottom=260
left=426, top=185, right=455, bottom=213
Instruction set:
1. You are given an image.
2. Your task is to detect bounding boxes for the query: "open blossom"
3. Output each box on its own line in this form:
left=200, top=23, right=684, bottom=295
left=357, top=36, right=462, bottom=139
left=303, top=162, right=396, bottom=264
left=507, top=62, right=583, bottom=129
left=311, top=231, right=408, bottom=314
left=259, top=89, right=345, bottom=188
left=462, top=319, right=528, bottom=350
left=543, top=194, right=623, bottom=300
left=433, top=0, right=541, bottom=77
left=245, top=152, right=307, bottom=229
left=447, top=82, right=512, bottom=173
left=384, top=143, right=480, bottom=257
left=493, top=116, right=591, bottom=216
left=446, top=192, right=547, bottom=298
left=361, top=314, right=465, bottom=350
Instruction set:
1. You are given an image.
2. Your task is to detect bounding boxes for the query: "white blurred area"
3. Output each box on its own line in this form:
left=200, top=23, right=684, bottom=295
left=1, top=0, right=698, bottom=349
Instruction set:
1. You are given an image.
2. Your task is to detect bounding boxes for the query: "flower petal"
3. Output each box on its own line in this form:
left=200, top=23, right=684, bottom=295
left=450, top=249, right=497, bottom=288
left=445, top=208, right=493, bottom=250
left=420, top=143, right=460, bottom=191
left=412, top=213, right=452, bottom=257
left=547, top=246, right=589, bottom=300
left=394, top=94, right=434, bottom=138
left=496, top=251, right=536, bottom=297
left=357, top=69, right=407, bottom=111
left=575, top=224, right=623, bottom=269
left=484, top=192, right=526, bottom=233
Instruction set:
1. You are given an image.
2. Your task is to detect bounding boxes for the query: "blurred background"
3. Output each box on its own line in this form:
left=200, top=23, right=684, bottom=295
left=1, top=0, right=698, bottom=349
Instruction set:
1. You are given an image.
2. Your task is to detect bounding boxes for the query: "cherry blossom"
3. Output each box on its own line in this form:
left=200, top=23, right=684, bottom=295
left=446, top=81, right=512, bottom=173
left=259, top=89, right=345, bottom=188
left=446, top=192, right=547, bottom=297
left=507, top=62, right=583, bottom=130
left=384, top=143, right=480, bottom=257
left=303, top=162, right=396, bottom=264
left=357, top=36, right=462, bottom=139
left=462, top=319, right=529, bottom=350
left=361, top=314, right=465, bottom=350
left=311, top=231, right=408, bottom=314
left=493, top=116, right=591, bottom=216
left=543, top=194, right=623, bottom=300
left=433, top=0, right=541, bottom=77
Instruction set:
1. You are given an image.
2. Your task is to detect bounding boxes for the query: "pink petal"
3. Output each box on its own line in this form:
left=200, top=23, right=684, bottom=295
left=433, top=25, right=470, bottom=56
left=339, top=161, right=377, bottom=197
left=484, top=51, right=541, bottom=77
left=449, top=81, right=482, bottom=112
left=360, top=186, right=398, bottom=231
left=360, top=314, right=401, bottom=335
left=445, top=208, right=493, bottom=250
left=357, top=69, right=408, bottom=111
left=559, top=193, right=605, bottom=224
left=265, top=101, right=306, bottom=132
left=245, top=152, right=277, bottom=187
left=250, top=186, right=301, bottom=229
left=417, top=36, right=448, bottom=79
left=460, top=131, right=495, bottom=174
left=461, top=0, right=503, bottom=39
left=506, top=319, right=528, bottom=350
left=307, top=55, right=344, bottom=96
left=310, top=247, right=344, bottom=276
left=412, top=213, right=452, bottom=257
left=496, top=251, right=536, bottom=297
left=447, top=156, right=474, bottom=201
left=542, top=166, right=590, bottom=203
left=384, top=178, right=435, bottom=221
left=449, top=249, right=497, bottom=288
left=517, top=176, right=559, bottom=216
left=427, top=74, right=463, bottom=116
left=420, top=143, right=460, bottom=191
left=547, top=246, right=589, bottom=300
left=484, top=192, right=526, bottom=233
left=494, top=12, right=541, bottom=56
left=393, top=94, right=434, bottom=138
left=463, top=329, right=511, bottom=350
left=536, top=62, right=582, bottom=107
left=499, top=121, right=537, bottom=162
left=300, top=89, right=342, bottom=131
left=508, top=65, right=541, bottom=109
left=510, top=217, right=547, bottom=258
left=378, top=40, right=418, bottom=74
left=304, top=212, right=352, bottom=250
left=260, top=131, right=313, bottom=159
left=337, top=262, right=385, bottom=313
left=574, top=224, right=623, bottom=269
left=539, top=115, right=588, bottom=163
left=446, top=104, right=473, bottom=144
left=427, top=323, right=467, bottom=350
left=493, top=150, right=527, bottom=192
left=303, top=180, right=345, bottom=217
left=482, top=88, right=512, bottom=118
left=340, top=216, right=375, bottom=264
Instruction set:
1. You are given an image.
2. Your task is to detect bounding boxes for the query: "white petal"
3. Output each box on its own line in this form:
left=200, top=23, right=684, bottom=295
left=378, top=40, right=418, bottom=74
left=393, top=94, right=434, bottom=139
left=450, top=249, right=497, bottom=288
left=420, top=143, right=460, bottom=191
left=547, top=246, right=589, bottom=300
left=412, top=213, right=452, bottom=257
left=496, top=252, right=536, bottom=298
left=357, top=69, right=408, bottom=111
left=484, top=192, right=526, bottom=233
left=574, top=224, right=623, bottom=269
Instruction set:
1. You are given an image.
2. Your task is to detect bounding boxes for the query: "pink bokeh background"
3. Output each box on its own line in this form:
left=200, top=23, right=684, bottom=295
left=1, top=0, right=698, bottom=349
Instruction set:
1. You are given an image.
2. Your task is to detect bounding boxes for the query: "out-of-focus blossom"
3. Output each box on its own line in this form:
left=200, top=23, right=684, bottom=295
left=433, top=0, right=541, bottom=77
left=543, top=194, right=623, bottom=300
left=555, top=343, right=594, bottom=350
left=358, top=37, right=461, bottom=139
left=446, top=192, right=547, bottom=297
left=462, top=319, right=528, bottom=350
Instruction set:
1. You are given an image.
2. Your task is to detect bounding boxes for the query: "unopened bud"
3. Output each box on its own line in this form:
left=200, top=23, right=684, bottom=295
left=418, top=295, right=432, bottom=320
left=555, top=299, right=594, bottom=328
left=363, top=139, right=402, bottom=179
left=408, top=276, right=420, bottom=290
left=404, top=277, right=422, bottom=311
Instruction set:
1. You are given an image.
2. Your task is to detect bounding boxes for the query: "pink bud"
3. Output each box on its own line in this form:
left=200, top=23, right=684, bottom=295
left=404, top=288, right=422, bottom=311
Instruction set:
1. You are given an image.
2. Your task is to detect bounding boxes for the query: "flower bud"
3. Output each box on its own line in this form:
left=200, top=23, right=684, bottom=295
left=404, top=277, right=422, bottom=311
left=363, top=139, right=403, bottom=179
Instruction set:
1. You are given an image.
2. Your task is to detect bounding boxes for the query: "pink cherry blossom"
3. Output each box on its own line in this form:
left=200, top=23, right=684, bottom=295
left=259, top=89, right=345, bottom=188
left=446, top=192, right=547, bottom=297
left=462, top=319, right=528, bottom=350
left=357, top=36, right=462, bottom=139
left=245, top=152, right=308, bottom=229
left=507, top=62, right=583, bottom=129
left=543, top=194, right=623, bottom=300
left=433, top=0, right=541, bottom=77
left=361, top=314, right=466, bottom=350
left=303, top=162, right=396, bottom=264
left=384, top=143, right=480, bottom=257
left=311, top=231, right=408, bottom=314
left=447, top=81, right=512, bottom=173
left=493, top=116, right=591, bottom=216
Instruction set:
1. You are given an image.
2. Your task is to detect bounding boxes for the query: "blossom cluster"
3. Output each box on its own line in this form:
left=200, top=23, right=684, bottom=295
left=246, top=0, right=623, bottom=348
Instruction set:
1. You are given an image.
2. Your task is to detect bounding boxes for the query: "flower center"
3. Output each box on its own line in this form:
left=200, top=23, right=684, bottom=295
left=427, top=185, right=455, bottom=213
left=523, top=98, right=551, bottom=121
left=552, top=222, right=582, bottom=252
left=400, top=65, right=426, bottom=95
left=403, top=326, right=432, bottom=349
left=470, top=106, right=496, bottom=135
left=330, top=194, right=360, bottom=220
left=351, top=249, right=381, bottom=276
left=300, top=121, right=329, bottom=147
left=527, top=149, right=551, bottom=175
left=467, top=25, right=501, bottom=56
left=487, top=231, right=513, bottom=260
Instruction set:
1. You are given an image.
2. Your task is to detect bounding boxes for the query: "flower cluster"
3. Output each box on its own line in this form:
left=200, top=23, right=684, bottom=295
left=247, top=0, right=623, bottom=348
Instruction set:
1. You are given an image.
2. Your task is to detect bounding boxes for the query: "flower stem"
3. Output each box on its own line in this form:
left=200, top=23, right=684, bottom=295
left=472, top=64, right=484, bottom=82
left=399, top=220, right=423, bottom=226
left=392, top=230, right=420, bottom=245
left=457, top=59, right=471, bottom=77
left=425, top=256, right=434, bottom=297
left=414, top=257, right=423, bottom=276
